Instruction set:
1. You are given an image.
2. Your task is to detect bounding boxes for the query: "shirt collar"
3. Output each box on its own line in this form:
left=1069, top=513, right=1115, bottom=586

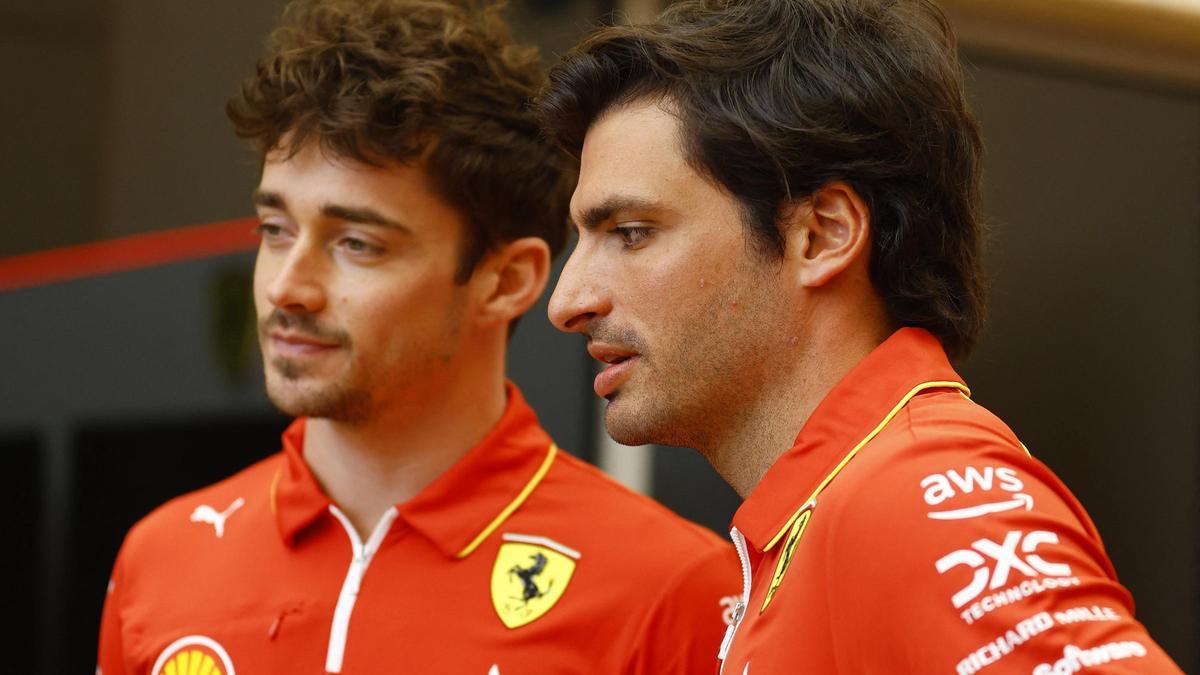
left=272, top=418, right=331, bottom=547
left=398, top=382, right=556, bottom=559
left=731, top=327, right=967, bottom=552
left=271, top=382, right=556, bottom=556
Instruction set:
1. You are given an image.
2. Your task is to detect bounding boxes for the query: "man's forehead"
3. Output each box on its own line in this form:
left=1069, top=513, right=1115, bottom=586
left=580, top=99, right=684, bottom=161
left=572, top=101, right=693, bottom=218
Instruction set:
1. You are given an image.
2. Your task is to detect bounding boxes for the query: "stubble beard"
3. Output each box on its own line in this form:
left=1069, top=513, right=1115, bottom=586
left=259, top=309, right=372, bottom=424
left=265, top=356, right=373, bottom=424
left=602, top=367, right=717, bottom=449
left=602, top=335, right=761, bottom=453
left=602, top=276, right=781, bottom=453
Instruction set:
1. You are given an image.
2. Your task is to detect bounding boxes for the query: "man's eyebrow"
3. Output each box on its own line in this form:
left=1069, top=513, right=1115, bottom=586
left=252, top=189, right=285, bottom=209
left=320, top=203, right=411, bottom=234
left=574, top=196, right=663, bottom=231
left=251, top=190, right=410, bottom=234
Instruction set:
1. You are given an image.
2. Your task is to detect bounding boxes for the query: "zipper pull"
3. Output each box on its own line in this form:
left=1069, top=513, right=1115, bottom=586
left=718, top=623, right=736, bottom=660
left=717, top=600, right=745, bottom=660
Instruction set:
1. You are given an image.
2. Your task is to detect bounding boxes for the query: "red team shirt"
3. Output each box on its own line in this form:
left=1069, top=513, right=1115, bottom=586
left=99, top=384, right=739, bottom=675
left=718, top=328, right=1182, bottom=674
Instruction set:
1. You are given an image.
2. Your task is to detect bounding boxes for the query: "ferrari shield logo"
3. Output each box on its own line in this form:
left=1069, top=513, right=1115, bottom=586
left=491, top=533, right=580, bottom=629
left=762, top=499, right=816, bottom=613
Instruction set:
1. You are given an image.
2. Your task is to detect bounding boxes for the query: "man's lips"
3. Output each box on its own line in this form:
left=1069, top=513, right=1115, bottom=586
left=587, top=343, right=640, bottom=398
left=587, top=343, right=638, bottom=364
left=269, top=331, right=340, bottom=357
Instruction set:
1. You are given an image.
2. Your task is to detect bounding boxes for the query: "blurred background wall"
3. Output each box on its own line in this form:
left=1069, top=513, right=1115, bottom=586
left=0, top=0, right=1196, bottom=672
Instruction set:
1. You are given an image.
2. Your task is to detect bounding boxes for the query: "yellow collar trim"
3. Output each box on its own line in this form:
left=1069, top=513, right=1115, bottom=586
left=455, top=443, right=558, bottom=558
left=763, top=380, right=971, bottom=552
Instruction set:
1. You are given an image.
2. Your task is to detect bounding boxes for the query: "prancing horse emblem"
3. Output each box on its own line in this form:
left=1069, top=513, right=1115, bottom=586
left=509, top=553, right=552, bottom=603
left=490, top=535, right=580, bottom=629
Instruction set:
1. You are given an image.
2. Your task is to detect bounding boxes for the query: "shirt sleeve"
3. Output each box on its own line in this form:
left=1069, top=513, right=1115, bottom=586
left=97, top=545, right=129, bottom=675
left=827, top=442, right=1183, bottom=674
left=622, top=542, right=742, bottom=675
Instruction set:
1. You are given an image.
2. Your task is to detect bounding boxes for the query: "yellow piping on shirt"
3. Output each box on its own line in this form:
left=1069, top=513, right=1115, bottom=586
left=763, top=380, right=972, bottom=552
left=456, top=443, right=558, bottom=558
left=270, top=469, right=281, bottom=516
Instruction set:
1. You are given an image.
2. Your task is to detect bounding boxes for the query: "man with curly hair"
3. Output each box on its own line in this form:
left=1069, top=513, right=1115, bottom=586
left=97, top=2, right=737, bottom=673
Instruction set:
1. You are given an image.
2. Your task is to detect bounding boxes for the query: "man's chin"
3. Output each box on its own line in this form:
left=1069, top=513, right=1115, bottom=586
left=264, top=389, right=318, bottom=418
left=602, top=396, right=661, bottom=447
left=268, top=356, right=326, bottom=381
left=265, top=383, right=371, bottom=424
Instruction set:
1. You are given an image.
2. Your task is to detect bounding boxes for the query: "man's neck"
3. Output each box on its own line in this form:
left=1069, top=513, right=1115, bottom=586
left=302, top=368, right=507, bottom=540
left=708, top=312, right=892, bottom=498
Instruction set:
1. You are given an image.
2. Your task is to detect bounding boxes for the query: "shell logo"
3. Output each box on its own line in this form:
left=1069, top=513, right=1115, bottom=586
left=151, top=635, right=236, bottom=675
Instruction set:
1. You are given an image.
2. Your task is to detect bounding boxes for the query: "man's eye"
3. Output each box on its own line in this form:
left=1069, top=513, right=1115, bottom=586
left=255, top=222, right=291, bottom=242
left=341, top=237, right=383, bottom=255
left=615, top=226, right=652, bottom=247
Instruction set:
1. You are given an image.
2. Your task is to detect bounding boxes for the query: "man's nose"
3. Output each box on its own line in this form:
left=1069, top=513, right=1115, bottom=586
left=548, top=245, right=611, bottom=334
left=264, top=243, right=327, bottom=314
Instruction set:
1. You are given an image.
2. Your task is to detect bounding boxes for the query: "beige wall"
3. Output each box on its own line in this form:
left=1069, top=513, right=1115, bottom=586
left=0, top=0, right=611, bottom=258
left=99, top=0, right=288, bottom=240
left=0, top=2, right=106, bottom=256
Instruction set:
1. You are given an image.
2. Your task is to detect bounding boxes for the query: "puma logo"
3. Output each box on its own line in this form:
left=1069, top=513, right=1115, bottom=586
left=190, top=497, right=245, bottom=538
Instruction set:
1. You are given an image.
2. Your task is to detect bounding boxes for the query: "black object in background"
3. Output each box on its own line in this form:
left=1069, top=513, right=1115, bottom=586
left=653, top=445, right=741, bottom=536
left=64, top=415, right=287, bottom=675
left=5, top=432, right=41, bottom=675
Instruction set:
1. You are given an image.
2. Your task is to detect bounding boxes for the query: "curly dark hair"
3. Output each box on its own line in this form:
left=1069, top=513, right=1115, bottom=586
left=228, top=0, right=573, bottom=281
left=536, top=0, right=986, bottom=359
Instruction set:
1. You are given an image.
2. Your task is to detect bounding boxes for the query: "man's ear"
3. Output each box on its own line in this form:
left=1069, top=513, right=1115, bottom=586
left=783, top=181, right=871, bottom=288
left=473, top=237, right=551, bottom=326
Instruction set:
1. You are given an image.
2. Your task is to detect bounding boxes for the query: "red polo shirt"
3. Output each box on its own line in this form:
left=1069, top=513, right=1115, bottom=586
left=99, top=384, right=739, bottom=675
left=718, top=328, right=1181, bottom=674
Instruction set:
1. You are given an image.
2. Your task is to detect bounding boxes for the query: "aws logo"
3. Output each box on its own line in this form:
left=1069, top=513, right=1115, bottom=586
left=921, top=466, right=1034, bottom=520
left=151, top=635, right=235, bottom=675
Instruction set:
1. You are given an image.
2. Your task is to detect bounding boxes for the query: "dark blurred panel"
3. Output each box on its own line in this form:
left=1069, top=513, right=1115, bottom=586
left=652, top=445, right=741, bottom=536
left=63, top=414, right=287, bottom=674
left=960, top=56, right=1199, bottom=670
left=0, top=254, right=269, bottom=424
left=508, top=246, right=596, bottom=462
left=1, top=431, right=40, bottom=674
left=503, top=0, right=614, bottom=466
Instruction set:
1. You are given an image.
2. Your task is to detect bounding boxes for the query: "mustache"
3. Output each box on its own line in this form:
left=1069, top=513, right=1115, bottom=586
left=259, top=310, right=350, bottom=346
left=584, top=318, right=645, bottom=354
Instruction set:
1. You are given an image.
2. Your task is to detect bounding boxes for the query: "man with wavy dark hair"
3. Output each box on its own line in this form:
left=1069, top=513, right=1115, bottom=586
left=538, top=0, right=1181, bottom=672
left=97, top=2, right=738, bottom=673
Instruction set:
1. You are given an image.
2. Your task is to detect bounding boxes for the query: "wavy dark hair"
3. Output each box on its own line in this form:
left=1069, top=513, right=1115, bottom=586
left=228, top=0, right=573, bottom=281
left=536, top=0, right=986, bottom=358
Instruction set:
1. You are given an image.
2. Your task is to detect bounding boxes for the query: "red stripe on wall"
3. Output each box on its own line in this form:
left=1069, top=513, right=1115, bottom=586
left=0, top=218, right=260, bottom=292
